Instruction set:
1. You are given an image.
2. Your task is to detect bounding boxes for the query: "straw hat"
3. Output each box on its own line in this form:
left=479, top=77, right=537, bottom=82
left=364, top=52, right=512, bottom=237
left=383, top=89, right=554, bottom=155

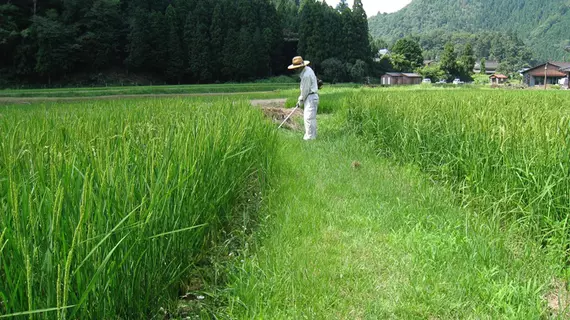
left=288, top=56, right=310, bottom=70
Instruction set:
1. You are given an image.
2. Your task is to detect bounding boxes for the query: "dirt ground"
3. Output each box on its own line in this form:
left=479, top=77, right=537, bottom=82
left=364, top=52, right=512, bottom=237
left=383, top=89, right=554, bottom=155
left=546, top=279, right=570, bottom=317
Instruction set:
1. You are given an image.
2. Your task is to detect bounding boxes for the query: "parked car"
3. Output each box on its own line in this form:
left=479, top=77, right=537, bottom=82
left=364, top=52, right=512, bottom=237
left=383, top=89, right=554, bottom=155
left=453, top=78, right=464, bottom=85
left=422, top=78, right=431, bottom=83
left=438, top=79, right=447, bottom=84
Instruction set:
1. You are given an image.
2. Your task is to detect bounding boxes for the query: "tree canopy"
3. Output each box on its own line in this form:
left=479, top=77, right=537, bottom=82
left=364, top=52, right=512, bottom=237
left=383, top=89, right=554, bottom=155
left=0, top=0, right=373, bottom=86
left=368, top=0, right=570, bottom=61
left=390, top=37, right=423, bottom=72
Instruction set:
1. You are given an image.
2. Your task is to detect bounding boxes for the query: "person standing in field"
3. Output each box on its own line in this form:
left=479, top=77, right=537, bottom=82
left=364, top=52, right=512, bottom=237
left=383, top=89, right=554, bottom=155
left=288, top=56, right=319, bottom=140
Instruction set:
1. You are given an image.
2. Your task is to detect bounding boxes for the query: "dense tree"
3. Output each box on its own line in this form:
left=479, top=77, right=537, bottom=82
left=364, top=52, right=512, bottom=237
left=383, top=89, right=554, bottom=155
left=390, top=37, right=423, bottom=72
left=126, top=8, right=151, bottom=71
left=440, top=43, right=458, bottom=80
left=389, top=54, right=411, bottom=73
left=458, top=43, right=476, bottom=80
left=189, top=0, right=212, bottom=82
left=276, top=0, right=298, bottom=36
left=33, top=11, right=78, bottom=84
left=417, top=64, right=446, bottom=82
left=370, top=37, right=388, bottom=57
left=222, top=27, right=240, bottom=80
left=0, top=0, right=372, bottom=86
left=147, top=10, right=167, bottom=74
left=298, top=0, right=373, bottom=76
left=338, top=0, right=355, bottom=62
left=480, top=58, right=486, bottom=74
left=351, top=0, right=370, bottom=62
left=350, top=59, right=367, bottom=82
left=368, top=0, right=570, bottom=61
left=208, top=2, right=224, bottom=81
left=321, top=58, right=346, bottom=83
left=165, top=5, right=184, bottom=83
left=78, top=0, right=123, bottom=70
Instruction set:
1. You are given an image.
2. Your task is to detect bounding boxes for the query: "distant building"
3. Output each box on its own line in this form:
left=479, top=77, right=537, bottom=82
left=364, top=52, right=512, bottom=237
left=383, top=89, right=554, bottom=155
left=521, top=62, right=570, bottom=87
left=560, top=66, right=570, bottom=89
left=374, top=49, right=390, bottom=62
left=473, top=60, right=499, bottom=75
left=489, top=74, right=508, bottom=85
left=381, top=72, right=422, bottom=85
left=423, top=60, right=436, bottom=66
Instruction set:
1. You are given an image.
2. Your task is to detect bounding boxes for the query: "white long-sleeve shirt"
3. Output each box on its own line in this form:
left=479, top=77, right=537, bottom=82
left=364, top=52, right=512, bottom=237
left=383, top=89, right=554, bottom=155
left=298, top=66, right=318, bottom=103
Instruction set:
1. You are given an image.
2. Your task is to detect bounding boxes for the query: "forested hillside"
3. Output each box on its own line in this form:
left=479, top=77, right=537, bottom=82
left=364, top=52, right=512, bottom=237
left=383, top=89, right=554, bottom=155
left=369, top=0, right=570, bottom=61
left=0, top=0, right=370, bottom=86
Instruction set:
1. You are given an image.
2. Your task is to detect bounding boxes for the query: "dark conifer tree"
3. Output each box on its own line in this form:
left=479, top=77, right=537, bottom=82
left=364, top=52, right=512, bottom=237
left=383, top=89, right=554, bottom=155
left=165, top=4, right=184, bottom=83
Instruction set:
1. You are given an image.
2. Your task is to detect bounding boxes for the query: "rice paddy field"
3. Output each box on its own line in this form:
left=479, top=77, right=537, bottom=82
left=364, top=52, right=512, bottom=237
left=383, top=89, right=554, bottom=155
left=0, top=97, right=278, bottom=318
left=345, top=90, right=570, bottom=250
left=0, top=83, right=299, bottom=98
left=2, top=85, right=570, bottom=318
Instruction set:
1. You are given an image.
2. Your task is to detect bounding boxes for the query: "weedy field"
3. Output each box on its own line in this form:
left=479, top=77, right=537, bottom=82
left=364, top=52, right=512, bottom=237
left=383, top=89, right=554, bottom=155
left=2, top=86, right=570, bottom=319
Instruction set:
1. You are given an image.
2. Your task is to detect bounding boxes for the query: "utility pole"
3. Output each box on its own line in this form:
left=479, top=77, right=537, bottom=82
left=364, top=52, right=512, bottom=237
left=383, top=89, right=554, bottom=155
left=33, top=0, right=37, bottom=16
left=565, top=47, right=570, bottom=89
left=544, top=62, right=548, bottom=90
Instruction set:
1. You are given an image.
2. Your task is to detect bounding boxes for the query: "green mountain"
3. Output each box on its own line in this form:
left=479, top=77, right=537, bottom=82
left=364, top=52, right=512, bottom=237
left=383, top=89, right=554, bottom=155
left=369, top=0, right=570, bottom=61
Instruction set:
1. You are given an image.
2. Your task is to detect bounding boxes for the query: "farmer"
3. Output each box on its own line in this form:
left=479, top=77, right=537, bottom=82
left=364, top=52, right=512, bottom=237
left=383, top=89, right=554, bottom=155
left=288, top=56, right=319, bottom=140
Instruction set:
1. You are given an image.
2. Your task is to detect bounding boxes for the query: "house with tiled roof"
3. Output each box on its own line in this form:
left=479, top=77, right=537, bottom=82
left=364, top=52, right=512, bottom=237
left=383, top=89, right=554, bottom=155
left=473, top=60, right=499, bottom=75
left=521, top=62, right=570, bottom=87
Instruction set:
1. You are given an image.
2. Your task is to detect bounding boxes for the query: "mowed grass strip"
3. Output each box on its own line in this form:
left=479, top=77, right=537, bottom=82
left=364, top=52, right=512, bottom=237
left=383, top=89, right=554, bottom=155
left=218, top=118, right=556, bottom=319
left=0, top=97, right=277, bottom=318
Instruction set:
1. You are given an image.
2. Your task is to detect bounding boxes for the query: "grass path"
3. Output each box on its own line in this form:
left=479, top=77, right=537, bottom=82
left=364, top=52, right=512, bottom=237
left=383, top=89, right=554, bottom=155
left=218, top=114, right=560, bottom=319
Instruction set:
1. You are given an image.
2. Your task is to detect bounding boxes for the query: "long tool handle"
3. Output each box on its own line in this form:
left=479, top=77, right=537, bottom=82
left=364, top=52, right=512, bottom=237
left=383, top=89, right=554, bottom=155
left=278, top=104, right=300, bottom=129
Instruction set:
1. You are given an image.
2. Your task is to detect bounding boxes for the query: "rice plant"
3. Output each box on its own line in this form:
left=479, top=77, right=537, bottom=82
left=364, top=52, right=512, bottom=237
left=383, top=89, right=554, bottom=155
left=0, top=98, right=276, bottom=318
left=345, top=89, right=570, bottom=254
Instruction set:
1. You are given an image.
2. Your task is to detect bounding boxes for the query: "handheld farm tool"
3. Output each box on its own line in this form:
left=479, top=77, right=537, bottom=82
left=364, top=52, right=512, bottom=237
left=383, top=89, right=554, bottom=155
left=278, top=102, right=300, bottom=129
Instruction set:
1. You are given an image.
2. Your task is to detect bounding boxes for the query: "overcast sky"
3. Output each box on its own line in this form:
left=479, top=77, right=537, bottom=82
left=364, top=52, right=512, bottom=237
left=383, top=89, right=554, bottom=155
left=326, top=0, right=412, bottom=16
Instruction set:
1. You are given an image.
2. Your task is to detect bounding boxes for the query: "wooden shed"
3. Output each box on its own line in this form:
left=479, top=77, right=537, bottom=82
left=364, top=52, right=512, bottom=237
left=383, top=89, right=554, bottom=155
left=489, top=74, right=508, bottom=85
left=381, top=72, right=422, bottom=85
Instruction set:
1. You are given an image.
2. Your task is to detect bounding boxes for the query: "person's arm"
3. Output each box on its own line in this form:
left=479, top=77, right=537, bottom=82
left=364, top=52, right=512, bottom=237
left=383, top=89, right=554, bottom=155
left=298, top=73, right=311, bottom=105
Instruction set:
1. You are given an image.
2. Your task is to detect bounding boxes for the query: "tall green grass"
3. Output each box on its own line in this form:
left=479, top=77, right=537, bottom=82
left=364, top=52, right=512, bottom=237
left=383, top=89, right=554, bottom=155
left=0, top=98, right=276, bottom=318
left=345, top=90, right=570, bottom=253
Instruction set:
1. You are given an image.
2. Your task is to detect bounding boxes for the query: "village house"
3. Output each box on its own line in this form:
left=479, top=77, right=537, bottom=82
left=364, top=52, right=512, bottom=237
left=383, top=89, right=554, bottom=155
left=381, top=72, right=422, bottom=85
left=373, top=49, right=390, bottom=62
left=489, top=74, right=508, bottom=85
left=561, top=66, right=570, bottom=89
left=522, top=62, right=570, bottom=87
left=473, top=60, right=499, bottom=75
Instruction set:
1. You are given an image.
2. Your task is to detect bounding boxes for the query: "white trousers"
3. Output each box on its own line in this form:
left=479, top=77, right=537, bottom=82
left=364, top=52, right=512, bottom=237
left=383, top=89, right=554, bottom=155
left=303, top=94, right=319, bottom=140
